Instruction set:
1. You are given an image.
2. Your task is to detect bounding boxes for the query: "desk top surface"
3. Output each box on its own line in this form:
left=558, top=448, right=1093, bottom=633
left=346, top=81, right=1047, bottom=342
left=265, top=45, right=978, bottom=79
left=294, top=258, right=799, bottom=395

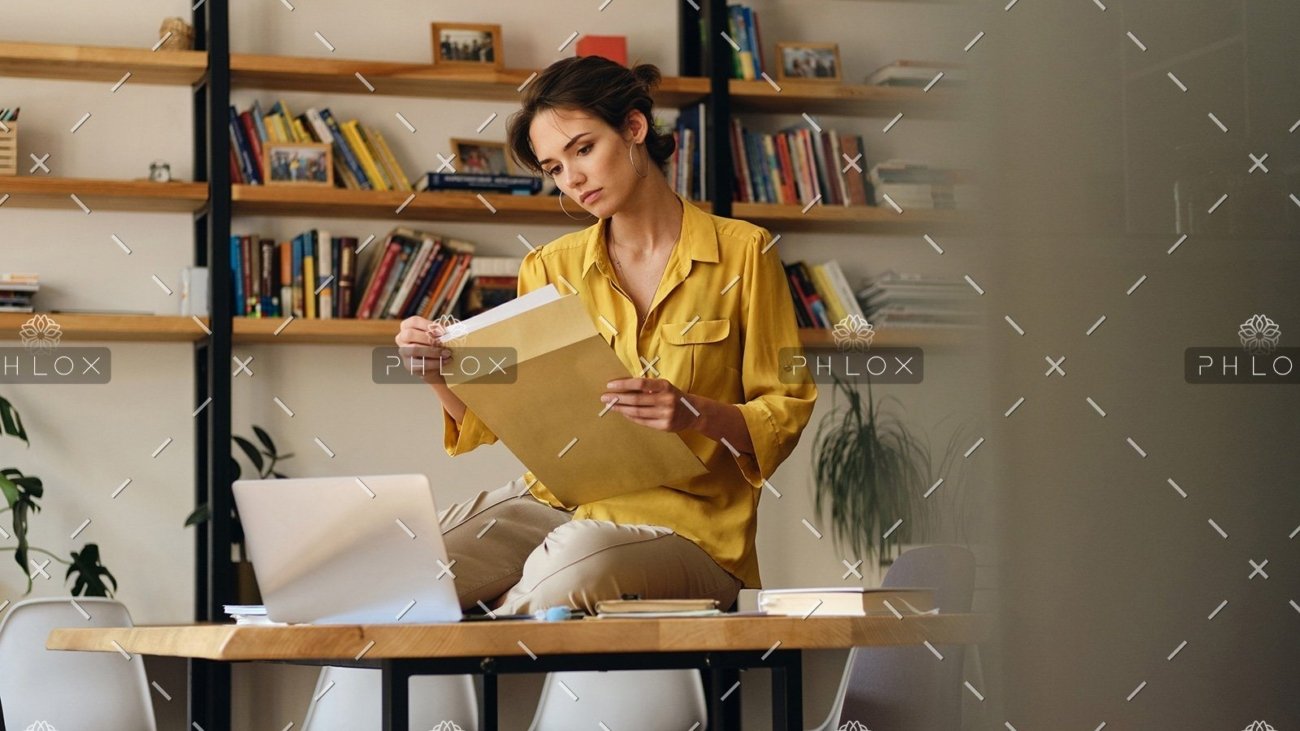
left=47, top=614, right=989, bottom=661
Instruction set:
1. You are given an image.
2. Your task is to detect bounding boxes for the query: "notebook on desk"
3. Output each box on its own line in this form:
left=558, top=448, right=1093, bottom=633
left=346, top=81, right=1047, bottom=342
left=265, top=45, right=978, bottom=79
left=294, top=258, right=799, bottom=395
left=441, top=284, right=709, bottom=506
left=232, top=473, right=462, bottom=625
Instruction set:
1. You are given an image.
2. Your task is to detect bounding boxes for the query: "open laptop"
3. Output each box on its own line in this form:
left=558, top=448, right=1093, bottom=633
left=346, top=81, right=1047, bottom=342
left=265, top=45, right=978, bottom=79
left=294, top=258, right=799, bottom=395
left=232, top=473, right=462, bottom=624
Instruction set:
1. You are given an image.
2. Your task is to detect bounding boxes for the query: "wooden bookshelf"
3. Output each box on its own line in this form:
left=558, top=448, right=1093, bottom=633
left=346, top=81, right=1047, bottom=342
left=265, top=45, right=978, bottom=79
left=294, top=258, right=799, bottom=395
left=0, top=313, right=208, bottom=342
left=729, top=78, right=960, bottom=118
left=231, top=54, right=710, bottom=108
left=0, top=176, right=208, bottom=213
left=0, top=40, right=206, bottom=86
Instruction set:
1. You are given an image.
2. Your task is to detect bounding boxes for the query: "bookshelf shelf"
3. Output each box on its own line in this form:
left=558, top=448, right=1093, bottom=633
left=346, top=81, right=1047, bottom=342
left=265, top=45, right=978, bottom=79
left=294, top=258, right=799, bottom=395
left=230, top=54, right=711, bottom=108
left=0, top=313, right=208, bottom=342
left=0, top=176, right=208, bottom=213
left=729, top=79, right=960, bottom=118
left=232, top=184, right=583, bottom=224
left=230, top=317, right=397, bottom=344
left=0, top=40, right=206, bottom=86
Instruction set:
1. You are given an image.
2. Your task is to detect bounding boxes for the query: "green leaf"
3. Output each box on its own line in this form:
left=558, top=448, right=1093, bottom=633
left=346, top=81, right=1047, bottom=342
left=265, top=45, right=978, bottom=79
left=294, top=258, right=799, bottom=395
left=66, top=543, right=117, bottom=597
left=233, top=435, right=263, bottom=474
left=251, top=425, right=277, bottom=457
left=184, top=503, right=211, bottom=526
left=0, top=396, right=29, bottom=446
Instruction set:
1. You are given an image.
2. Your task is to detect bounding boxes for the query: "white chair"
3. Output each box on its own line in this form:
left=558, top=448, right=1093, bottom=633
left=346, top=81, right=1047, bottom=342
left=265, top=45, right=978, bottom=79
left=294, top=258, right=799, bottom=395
left=808, top=545, right=977, bottom=731
left=0, top=597, right=158, bottom=731
left=527, top=669, right=707, bottom=731
left=302, top=665, right=478, bottom=731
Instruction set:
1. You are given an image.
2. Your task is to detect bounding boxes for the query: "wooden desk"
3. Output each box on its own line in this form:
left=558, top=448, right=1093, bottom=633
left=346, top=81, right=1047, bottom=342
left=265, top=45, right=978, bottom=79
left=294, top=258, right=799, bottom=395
left=49, top=613, right=989, bottom=730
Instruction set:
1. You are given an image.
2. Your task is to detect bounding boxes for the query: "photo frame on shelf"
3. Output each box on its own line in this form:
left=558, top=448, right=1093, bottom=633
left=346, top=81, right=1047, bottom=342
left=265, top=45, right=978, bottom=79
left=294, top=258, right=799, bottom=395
left=431, top=22, right=503, bottom=70
left=450, top=138, right=515, bottom=176
left=775, top=42, right=842, bottom=82
left=264, top=142, right=333, bottom=186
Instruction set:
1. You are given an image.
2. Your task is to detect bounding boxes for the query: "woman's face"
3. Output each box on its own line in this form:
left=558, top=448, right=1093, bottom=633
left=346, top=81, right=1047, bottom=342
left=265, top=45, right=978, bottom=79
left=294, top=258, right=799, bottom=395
left=530, top=107, right=644, bottom=217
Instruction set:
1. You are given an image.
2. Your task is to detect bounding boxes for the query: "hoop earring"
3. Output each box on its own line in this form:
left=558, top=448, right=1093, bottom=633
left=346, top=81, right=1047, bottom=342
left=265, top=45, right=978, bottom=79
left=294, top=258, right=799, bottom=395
left=629, top=142, right=648, bottom=179
left=558, top=192, right=593, bottom=220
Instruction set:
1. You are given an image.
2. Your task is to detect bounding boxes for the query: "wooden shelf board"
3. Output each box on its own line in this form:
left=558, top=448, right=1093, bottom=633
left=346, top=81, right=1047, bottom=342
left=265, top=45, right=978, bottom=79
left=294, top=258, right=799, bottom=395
left=0, top=40, right=206, bottom=85
left=0, top=176, right=208, bottom=213
left=231, top=54, right=709, bottom=107
left=0, top=313, right=208, bottom=342
left=729, top=78, right=960, bottom=118
left=232, top=317, right=398, bottom=345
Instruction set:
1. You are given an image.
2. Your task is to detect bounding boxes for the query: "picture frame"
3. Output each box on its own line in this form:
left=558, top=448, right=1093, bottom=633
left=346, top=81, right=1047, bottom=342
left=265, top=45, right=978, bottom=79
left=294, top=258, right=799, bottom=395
left=775, top=42, right=843, bottom=82
left=431, top=22, right=503, bottom=70
left=264, top=142, right=333, bottom=186
left=449, top=138, right=515, bottom=176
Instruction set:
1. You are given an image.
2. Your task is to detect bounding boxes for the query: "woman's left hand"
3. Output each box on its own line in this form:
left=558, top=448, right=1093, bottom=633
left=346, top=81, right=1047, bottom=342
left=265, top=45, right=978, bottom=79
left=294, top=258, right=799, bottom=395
left=601, top=378, right=702, bottom=433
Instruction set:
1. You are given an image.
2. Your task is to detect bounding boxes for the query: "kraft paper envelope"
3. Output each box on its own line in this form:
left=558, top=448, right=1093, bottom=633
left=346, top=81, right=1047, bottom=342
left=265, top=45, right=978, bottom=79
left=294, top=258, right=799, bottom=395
left=445, top=284, right=709, bottom=505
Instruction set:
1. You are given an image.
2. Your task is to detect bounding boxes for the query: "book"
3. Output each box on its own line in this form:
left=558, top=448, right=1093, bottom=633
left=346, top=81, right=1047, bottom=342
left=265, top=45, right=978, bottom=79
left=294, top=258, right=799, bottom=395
left=594, top=598, right=723, bottom=618
left=757, top=587, right=936, bottom=617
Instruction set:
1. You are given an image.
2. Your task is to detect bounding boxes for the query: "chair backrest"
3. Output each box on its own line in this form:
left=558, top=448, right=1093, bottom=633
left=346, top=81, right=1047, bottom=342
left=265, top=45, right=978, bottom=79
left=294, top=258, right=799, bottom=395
left=0, top=597, right=157, bottom=731
left=527, top=669, right=707, bottom=731
left=302, top=666, right=478, bottom=731
left=830, top=545, right=977, bottom=731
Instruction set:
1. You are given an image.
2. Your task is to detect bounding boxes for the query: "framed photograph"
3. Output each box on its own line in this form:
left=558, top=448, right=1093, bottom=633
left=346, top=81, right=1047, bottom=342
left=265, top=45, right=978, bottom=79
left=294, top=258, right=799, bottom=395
left=450, top=138, right=515, bottom=176
left=264, top=142, right=333, bottom=186
left=775, top=42, right=843, bottom=82
left=431, top=22, right=503, bottom=70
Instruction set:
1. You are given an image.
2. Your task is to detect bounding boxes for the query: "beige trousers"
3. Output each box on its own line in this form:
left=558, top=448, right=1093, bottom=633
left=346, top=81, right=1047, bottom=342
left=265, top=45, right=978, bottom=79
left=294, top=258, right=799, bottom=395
left=437, top=475, right=743, bottom=615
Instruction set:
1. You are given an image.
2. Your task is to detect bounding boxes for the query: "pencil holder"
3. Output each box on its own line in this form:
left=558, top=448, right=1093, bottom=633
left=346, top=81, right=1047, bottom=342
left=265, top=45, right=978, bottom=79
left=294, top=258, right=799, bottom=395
left=0, top=123, right=16, bottom=176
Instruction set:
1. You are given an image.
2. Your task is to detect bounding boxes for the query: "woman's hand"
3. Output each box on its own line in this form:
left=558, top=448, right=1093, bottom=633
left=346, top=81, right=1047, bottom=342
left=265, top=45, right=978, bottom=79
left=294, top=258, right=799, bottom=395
left=601, top=378, right=702, bottom=433
left=395, top=316, right=454, bottom=385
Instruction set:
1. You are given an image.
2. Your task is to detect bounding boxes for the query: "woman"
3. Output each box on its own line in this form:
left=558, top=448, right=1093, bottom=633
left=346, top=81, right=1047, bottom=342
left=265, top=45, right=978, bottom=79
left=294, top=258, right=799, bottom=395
left=395, top=55, right=817, bottom=615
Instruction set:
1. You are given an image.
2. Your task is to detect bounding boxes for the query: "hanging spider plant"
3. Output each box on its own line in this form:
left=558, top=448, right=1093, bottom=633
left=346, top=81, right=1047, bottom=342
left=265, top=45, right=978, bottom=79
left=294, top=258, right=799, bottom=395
left=811, top=370, right=941, bottom=566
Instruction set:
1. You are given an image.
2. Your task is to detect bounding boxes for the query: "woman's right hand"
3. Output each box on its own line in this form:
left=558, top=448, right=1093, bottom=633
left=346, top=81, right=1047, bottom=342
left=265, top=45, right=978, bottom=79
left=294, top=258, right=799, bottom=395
left=396, top=316, right=454, bottom=385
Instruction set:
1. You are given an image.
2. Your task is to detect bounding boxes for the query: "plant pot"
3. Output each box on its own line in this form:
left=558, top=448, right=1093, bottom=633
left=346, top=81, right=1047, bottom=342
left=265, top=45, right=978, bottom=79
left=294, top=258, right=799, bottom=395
left=236, top=559, right=262, bottom=605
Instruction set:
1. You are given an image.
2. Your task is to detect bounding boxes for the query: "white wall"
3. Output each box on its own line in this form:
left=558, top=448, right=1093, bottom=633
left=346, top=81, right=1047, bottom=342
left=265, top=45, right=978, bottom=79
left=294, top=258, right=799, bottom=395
left=2, top=1, right=993, bottom=728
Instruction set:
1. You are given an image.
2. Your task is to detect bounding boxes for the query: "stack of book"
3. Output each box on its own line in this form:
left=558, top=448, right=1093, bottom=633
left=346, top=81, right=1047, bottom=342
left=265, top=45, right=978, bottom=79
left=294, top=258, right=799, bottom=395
left=731, top=119, right=873, bottom=207
left=0, top=107, right=19, bottom=123
left=231, top=227, right=477, bottom=320
left=0, top=273, right=38, bottom=313
left=665, top=102, right=707, bottom=202
left=460, top=256, right=523, bottom=319
left=783, top=259, right=864, bottom=330
left=756, top=587, right=936, bottom=617
left=229, top=99, right=412, bottom=191
left=864, top=59, right=967, bottom=89
left=726, top=4, right=767, bottom=80
left=869, top=160, right=964, bottom=210
left=857, top=270, right=979, bottom=328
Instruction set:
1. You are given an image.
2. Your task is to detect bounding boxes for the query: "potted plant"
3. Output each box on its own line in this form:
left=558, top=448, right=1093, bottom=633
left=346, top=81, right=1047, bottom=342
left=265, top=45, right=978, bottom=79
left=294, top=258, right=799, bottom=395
left=810, top=371, right=971, bottom=567
left=1, top=394, right=118, bottom=596
left=185, top=425, right=293, bottom=604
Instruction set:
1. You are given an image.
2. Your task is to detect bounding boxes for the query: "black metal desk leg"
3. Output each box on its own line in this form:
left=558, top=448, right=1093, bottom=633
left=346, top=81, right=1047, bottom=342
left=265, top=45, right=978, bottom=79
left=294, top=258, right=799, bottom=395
left=771, top=650, right=803, bottom=731
left=381, top=661, right=410, bottom=731
left=704, top=656, right=742, bottom=731
left=480, top=670, right=499, bottom=731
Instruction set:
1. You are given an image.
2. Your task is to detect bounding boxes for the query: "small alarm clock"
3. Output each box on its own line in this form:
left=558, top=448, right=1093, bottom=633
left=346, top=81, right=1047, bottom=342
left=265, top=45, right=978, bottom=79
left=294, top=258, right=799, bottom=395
left=149, top=160, right=172, bottom=183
